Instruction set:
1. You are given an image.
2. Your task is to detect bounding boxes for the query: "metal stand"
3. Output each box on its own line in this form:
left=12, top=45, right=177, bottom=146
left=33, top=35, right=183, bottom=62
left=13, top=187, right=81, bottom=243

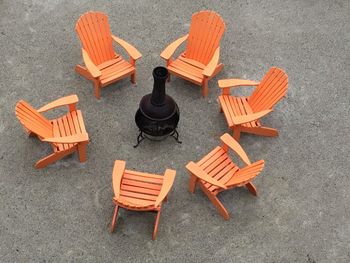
left=133, top=131, right=146, bottom=148
left=133, top=129, right=182, bottom=148
left=170, top=129, right=182, bottom=144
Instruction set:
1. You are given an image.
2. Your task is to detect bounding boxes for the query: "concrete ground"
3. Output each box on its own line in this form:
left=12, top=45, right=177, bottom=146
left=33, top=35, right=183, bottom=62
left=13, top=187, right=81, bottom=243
left=1, top=0, right=349, bottom=262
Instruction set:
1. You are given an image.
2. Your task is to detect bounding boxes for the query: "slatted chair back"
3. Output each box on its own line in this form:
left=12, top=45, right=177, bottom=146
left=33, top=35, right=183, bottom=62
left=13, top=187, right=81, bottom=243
left=248, top=67, right=288, bottom=112
left=15, top=100, right=53, bottom=139
left=184, top=10, right=225, bottom=65
left=75, top=11, right=115, bottom=66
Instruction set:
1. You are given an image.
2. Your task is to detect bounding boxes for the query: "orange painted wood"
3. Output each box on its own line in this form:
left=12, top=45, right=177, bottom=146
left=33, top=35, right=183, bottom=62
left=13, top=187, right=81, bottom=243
left=111, top=160, right=176, bottom=240
left=186, top=133, right=264, bottom=219
left=218, top=67, right=288, bottom=140
left=160, top=10, right=225, bottom=97
left=75, top=11, right=142, bottom=99
left=15, top=95, right=89, bottom=168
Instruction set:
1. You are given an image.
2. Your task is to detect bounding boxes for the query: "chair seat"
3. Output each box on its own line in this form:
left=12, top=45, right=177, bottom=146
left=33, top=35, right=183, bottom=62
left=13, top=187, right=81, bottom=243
left=52, top=110, right=87, bottom=152
left=218, top=95, right=261, bottom=128
left=98, top=56, right=135, bottom=86
left=197, top=146, right=239, bottom=193
left=167, top=54, right=205, bottom=84
left=116, top=169, right=164, bottom=208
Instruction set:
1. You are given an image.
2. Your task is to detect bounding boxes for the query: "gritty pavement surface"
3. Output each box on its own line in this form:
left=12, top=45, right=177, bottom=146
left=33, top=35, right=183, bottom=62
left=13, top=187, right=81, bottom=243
left=0, top=0, right=349, bottom=262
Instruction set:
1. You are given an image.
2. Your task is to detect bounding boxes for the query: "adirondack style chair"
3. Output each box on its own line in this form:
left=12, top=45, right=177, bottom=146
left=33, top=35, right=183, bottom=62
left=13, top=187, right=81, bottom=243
left=218, top=67, right=288, bottom=141
left=75, top=11, right=142, bottom=99
left=186, top=133, right=264, bottom=219
left=160, top=10, right=225, bottom=97
left=111, top=160, right=176, bottom=240
left=15, top=95, right=89, bottom=168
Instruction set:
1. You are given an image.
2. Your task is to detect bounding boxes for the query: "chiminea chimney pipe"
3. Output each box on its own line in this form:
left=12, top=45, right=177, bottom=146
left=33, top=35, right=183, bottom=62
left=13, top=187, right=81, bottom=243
left=151, top=67, right=168, bottom=106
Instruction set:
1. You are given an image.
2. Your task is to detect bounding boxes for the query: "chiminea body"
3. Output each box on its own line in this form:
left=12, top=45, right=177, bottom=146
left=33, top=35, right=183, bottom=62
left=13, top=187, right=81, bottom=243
left=135, top=67, right=180, bottom=140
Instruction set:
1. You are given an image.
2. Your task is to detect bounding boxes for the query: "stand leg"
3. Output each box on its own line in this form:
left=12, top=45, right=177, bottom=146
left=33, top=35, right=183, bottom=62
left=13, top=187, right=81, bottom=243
left=171, top=129, right=182, bottom=144
left=134, top=131, right=146, bottom=148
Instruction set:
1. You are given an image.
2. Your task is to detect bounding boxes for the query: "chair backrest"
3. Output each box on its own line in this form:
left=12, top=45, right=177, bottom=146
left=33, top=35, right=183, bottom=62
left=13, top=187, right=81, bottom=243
left=15, top=100, right=53, bottom=139
left=75, top=11, right=115, bottom=65
left=248, top=67, right=288, bottom=112
left=184, top=10, right=225, bottom=65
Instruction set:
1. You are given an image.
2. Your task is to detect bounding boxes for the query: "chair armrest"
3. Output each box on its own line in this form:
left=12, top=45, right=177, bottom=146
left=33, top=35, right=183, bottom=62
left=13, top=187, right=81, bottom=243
left=218, top=79, right=260, bottom=89
left=203, top=47, right=220, bottom=77
left=43, top=133, right=89, bottom=144
left=154, top=169, right=176, bottom=207
left=220, top=133, right=251, bottom=165
left=160, top=34, right=188, bottom=60
left=111, top=35, right=142, bottom=60
left=186, top=162, right=227, bottom=189
left=232, top=109, right=272, bottom=125
left=226, top=160, right=264, bottom=187
left=37, top=95, right=79, bottom=113
left=112, top=160, right=126, bottom=199
left=82, top=49, right=102, bottom=78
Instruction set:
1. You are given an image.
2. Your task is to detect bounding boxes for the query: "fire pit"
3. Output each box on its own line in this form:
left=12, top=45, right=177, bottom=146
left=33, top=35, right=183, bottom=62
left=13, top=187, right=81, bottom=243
left=134, top=67, right=181, bottom=148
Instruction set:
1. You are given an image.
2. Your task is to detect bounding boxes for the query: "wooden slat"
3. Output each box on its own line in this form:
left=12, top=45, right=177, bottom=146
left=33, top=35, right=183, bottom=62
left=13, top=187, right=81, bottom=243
left=185, top=11, right=225, bottom=65
left=100, top=60, right=132, bottom=79
left=118, top=196, right=155, bottom=207
left=207, top=158, right=232, bottom=177
left=197, top=146, right=222, bottom=166
left=203, top=154, right=229, bottom=174
left=76, top=110, right=87, bottom=134
left=198, top=148, right=226, bottom=168
left=170, top=59, right=203, bottom=77
left=71, top=111, right=82, bottom=134
left=179, top=55, right=205, bottom=69
left=121, top=184, right=160, bottom=196
left=223, top=95, right=236, bottom=125
left=120, top=190, right=157, bottom=201
left=85, top=13, right=103, bottom=64
left=100, top=67, right=134, bottom=86
left=76, top=12, right=115, bottom=66
left=167, top=66, right=202, bottom=84
left=96, top=12, right=114, bottom=58
left=125, top=169, right=164, bottom=180
left=249, top=67, right=288, bottom=112
left=121, top=178, right=162, bottom=191
left=251, top=71, right=284, bottom=108
left=97, top=56, right=122, bottom=70
left=218, top=96, right=234, bottom=127
left=208, top=166, right=239, bottom=192
left=15, top=101, right=53, bottom=138
left=123, top=173, right=163, bottom=184
left=79, top=14, right=99, bottom=63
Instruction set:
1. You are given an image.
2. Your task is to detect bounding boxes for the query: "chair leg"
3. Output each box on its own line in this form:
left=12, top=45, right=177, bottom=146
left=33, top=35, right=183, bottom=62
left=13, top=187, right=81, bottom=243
left=233, top=126, right=241, bottom=141
left=35, top=149, right=73, bottom=169
left=75, top=65, right=94, bottom=80
left=200, top=184, right=229, bottom=220
left=93, top=80, right=101, bottom=99
left=152, top=209, right=161, bottom=240
left=77, top=142, right=88, bottom=163
left=189, top=174, right=197, bottom=193
left=202, top=79, right=208, bottom=97
left=245, top=182, right=257, bottom=196
left=130, top=71, right=136, bottom=84
left=110, top=205, right=119, bottom=233
left=243, top=126, right=279, bottom=137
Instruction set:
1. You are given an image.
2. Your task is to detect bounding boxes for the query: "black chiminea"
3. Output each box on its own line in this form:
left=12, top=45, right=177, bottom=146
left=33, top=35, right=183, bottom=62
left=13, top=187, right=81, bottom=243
left=134, top=67, right=181, bottom=147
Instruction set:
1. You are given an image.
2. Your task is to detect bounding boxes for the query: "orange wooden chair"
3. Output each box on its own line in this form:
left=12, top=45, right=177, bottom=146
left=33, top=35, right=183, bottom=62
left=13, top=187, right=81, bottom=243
left=218, top=67, right=289, bottom=141
left=111, top=160, right=176, bottom=240
left=15, top=95, right=89, bottom=169
left=160, top=10, right=225, bottom=97
left=75, top=11, right=142, bottom=99
left=186, top=133, right=264, bottom=219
